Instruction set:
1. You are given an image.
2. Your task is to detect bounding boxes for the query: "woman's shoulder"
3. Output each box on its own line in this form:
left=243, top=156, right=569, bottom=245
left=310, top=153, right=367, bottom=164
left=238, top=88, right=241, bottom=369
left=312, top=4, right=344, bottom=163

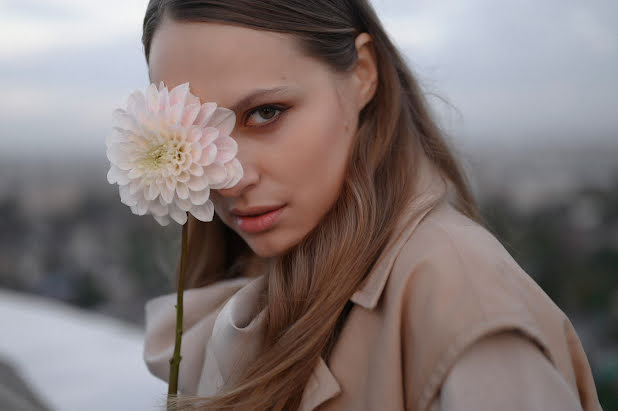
left=388, top=200, right=563, bottom=324
left=396, top=199, right=521, bottom=275
left=382, top=201, right=597, bottom=410
left=384, top=200, right=565, bottom=373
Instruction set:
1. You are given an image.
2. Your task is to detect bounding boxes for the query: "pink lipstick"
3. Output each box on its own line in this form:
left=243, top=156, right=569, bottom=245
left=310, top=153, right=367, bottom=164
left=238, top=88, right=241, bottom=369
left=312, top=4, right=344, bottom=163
left=232, top=205, right=286, bottom=234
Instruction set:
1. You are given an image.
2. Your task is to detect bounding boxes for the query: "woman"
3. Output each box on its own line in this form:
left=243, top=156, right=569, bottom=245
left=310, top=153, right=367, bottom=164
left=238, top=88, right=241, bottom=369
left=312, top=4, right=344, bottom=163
left=141, top=1, right=602, bottom=410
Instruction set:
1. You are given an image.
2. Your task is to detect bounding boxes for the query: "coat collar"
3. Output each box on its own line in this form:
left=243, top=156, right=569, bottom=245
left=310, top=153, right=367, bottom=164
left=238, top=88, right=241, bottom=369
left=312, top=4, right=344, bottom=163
left=299, top=153, right=450, bottom=410
left=349, top=152, right=449, bottom=310
left=298, top=356, right=342, bottom=411
left=196, top=275, right=343, bottom=410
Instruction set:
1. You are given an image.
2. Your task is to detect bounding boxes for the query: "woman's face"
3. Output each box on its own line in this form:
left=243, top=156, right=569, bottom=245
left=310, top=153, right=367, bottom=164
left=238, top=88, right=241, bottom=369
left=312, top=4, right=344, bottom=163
left=149, top=19, right=374, bottom=257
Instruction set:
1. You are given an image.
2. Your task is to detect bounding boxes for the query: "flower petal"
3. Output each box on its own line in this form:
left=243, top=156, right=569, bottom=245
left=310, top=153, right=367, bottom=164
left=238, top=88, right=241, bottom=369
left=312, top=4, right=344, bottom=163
left=208, top=107, right=236, bottom=136
left=165, top=177, right=176, bottom=191
left=136, top=197, right=149, bottom=215
left=107, top=165, right=130, bottom=185
left=187, top=128, right=202, bottom=144
left=146, top=83, right=160, bottom=114
left=199, top=127, right=219, bottom=147
left=176, top=182, right=189, bottom=199
left=145, top=183, right=160, bottom=201
left=203, top=163, right=227, bottom=186
left=153, top=215, right=171, bottom=226
left=169, top=203, right=188, bottom=225
left=198, top=144, right=217, bottom=166
left=187, top=174, right=208, bottom=191
left=190, top=201, right=214, bottom=222
left=128, top=167, right=145, bottom=179
left=107, top=149, right=138, bottom=171
left=169, top=102, right=184, bottom=125
left=157, top=84, right=170, bottom=113
left=194, top=102, right=217, bottom=127
left=149, top=199, right=168, bottom=216
left=111, top=109, right=139, bottom=133
left=190, top=141, right=202, bottom=162
left=129, top=179, right=145, bottom=195
left=182, top=103, right=202, bottom=128
left=177, top=171, right=190, bottom=183
left=186, top=93, right=200, bottom=107
left=175, top=197, right=193, bottom=212
left=169, top=82, right=190, bottom=108
left=189, top=187, right=210, bottom=205
left=222, top=158, right=243, bottom=189
left=119, top=185, right=138, bottom=206
left=160, top=185, right=174, bottom=204
left=126, top=90, right=146, bottom=117
left=189, top=162, right=203, bottom=177
left=213, top=136, right=238, bottom=163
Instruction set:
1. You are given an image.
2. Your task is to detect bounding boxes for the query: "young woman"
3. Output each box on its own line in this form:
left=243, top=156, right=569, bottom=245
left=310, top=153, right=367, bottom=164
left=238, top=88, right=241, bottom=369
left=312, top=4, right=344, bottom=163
left=141, top=1, right=602, bottom=410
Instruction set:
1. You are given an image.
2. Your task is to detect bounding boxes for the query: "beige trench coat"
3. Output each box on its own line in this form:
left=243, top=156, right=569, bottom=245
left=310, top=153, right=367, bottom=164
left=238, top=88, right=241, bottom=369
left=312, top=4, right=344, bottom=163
left=144, top=153, right=602, bottom=410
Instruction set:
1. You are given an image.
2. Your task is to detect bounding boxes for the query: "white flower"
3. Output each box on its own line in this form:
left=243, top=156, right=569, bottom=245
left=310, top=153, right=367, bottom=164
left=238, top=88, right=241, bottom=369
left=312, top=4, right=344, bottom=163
left=106, top=82, right=243, bottom=226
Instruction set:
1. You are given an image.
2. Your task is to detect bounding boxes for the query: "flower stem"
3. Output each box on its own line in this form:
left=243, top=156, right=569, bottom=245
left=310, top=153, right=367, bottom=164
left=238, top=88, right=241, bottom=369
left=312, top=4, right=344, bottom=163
left=168, top=222, right=188, bottom=402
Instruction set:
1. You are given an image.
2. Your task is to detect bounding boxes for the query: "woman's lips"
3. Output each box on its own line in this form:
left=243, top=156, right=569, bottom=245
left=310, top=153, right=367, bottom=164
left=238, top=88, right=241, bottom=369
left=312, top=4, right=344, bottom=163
left=232, top=205, right=286, bottom=234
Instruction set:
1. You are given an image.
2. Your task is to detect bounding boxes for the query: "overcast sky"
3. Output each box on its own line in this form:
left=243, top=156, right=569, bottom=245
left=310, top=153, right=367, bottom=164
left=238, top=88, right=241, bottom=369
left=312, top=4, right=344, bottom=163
left=0, top=0, right=616, bottom=157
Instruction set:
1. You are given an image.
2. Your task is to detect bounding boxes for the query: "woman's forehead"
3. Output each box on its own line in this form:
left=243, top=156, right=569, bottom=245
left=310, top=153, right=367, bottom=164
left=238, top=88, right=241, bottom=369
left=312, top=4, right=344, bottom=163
left=148, top=19, right=312, bottom=105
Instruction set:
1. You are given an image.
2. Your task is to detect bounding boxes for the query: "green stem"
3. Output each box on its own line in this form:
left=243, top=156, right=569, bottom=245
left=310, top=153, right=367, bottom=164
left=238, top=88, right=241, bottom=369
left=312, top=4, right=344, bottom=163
left=168, top=222, right=188, bottom=403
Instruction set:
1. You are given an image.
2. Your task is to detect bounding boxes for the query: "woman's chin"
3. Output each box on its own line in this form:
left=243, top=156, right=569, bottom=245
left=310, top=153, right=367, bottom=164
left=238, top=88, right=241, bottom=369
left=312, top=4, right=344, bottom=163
left=247, top=242, right=290, bottom=259
left=244, top=232, right=299, bottom=259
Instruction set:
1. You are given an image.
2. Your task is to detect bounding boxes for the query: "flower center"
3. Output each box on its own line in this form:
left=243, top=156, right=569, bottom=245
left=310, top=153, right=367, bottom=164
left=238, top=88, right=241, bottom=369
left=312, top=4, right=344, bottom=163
left=146, top=143, right=175, bottom=169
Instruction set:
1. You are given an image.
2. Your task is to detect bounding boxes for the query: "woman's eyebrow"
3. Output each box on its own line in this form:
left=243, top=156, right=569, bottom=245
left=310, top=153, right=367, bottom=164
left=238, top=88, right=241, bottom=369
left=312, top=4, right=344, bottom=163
left=230, top=86, right=291, bottom=113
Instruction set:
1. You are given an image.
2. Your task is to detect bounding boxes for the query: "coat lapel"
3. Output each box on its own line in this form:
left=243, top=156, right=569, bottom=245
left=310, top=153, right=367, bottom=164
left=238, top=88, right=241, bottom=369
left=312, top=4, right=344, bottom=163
left=200, top=344, right=341, bottom=410
left=197, top=275, right=267, bottom=395
left=196, top=275, right=342, bottom=410
left=298, top=356, right=342, bottom=411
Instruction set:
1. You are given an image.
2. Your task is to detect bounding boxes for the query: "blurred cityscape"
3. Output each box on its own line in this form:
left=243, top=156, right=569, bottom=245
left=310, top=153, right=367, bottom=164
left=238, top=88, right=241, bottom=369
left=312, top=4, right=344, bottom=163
left=0, top=139, right=617, bottom=409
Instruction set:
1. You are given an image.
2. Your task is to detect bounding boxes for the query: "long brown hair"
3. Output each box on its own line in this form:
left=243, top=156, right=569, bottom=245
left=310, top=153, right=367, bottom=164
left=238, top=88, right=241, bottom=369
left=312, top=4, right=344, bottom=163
left=142, top=1, right=483, bottom=409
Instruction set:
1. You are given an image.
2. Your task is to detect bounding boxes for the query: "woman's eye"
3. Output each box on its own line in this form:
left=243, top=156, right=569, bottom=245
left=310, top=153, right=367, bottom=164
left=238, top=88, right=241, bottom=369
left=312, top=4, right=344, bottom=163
left=245, top=105, right=284, bottom=127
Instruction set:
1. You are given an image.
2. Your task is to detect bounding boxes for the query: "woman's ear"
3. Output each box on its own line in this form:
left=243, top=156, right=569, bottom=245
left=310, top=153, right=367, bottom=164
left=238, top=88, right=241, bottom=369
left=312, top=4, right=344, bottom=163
left=353, top=32, right=378, bottom=109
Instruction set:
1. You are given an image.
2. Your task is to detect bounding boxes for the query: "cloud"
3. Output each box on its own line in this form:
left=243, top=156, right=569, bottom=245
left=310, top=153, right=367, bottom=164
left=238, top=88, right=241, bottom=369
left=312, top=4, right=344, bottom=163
left=0, top=0, right=146, bottom=60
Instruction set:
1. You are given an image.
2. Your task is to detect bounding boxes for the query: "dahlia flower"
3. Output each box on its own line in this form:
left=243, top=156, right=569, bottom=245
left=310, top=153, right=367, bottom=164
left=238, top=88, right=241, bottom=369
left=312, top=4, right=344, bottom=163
left=106, top=81, right=243, bottom=226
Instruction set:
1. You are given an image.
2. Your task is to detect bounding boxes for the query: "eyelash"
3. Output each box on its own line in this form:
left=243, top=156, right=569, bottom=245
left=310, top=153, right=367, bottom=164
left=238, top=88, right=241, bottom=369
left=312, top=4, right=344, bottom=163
left=243, top=104, right=288, bottom=128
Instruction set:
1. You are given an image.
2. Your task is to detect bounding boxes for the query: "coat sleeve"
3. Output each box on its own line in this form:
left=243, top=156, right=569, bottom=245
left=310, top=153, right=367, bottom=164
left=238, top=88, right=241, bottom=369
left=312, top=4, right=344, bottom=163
left=142, top=277, right=252, bottom=394
left=427, top=331, right=584, bottom=411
